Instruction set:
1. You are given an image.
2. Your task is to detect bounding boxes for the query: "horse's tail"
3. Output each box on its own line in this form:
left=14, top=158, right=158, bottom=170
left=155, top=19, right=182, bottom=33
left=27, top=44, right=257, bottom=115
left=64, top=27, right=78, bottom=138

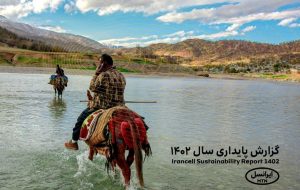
left=129, top=120, right=144, bottom=187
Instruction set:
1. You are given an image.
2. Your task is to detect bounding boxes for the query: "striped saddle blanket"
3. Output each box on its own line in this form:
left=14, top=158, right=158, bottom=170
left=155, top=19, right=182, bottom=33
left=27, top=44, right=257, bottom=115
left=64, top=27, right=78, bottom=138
left=79, top=109, right=104, bottom=141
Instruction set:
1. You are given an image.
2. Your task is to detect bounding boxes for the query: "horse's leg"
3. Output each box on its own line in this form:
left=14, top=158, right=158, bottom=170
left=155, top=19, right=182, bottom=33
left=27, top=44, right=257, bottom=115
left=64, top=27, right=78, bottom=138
left=54, top=86, right=57, bottom=97
left=88, top=146, right=95, bottom=161
left=58, top=89, right=63, bottom=99
left=126, top=149, right=134, bottom=167
left=115, top=144, right=131, bottom=187
left=111, top=159, right=117, bottom=171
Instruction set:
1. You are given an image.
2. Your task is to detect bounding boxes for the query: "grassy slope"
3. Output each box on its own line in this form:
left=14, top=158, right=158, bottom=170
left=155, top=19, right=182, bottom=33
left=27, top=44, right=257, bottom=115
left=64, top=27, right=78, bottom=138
left=0, top=46, right=194, bottom=74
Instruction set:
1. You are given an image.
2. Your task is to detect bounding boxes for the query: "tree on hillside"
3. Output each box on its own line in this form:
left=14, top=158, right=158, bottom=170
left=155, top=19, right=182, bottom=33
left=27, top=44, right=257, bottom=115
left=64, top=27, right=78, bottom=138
left=0, top=26, right=66, bottom=52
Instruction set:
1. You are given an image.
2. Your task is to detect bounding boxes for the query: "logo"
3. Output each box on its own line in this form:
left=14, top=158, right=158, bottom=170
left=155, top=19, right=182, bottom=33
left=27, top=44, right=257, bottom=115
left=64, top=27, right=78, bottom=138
left=245, top=167, right=279, bottom=185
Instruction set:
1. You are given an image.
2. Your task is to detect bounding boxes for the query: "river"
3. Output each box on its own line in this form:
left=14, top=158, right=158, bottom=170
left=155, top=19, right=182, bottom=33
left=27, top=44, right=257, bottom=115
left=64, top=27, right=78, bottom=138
left=0, top=73, right=299, bottom=190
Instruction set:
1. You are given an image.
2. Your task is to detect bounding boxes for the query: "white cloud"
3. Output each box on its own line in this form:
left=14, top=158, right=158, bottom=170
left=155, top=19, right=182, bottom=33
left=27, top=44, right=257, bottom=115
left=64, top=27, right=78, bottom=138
left=278, top=17, right=297, bottom=26
left=240, top=25, right=256, bottom=35
left=0, top=3, right=32, bottom=18
left=98, top=27, right=253, bottom=47
left=156, top=0, right=300, bottom=32
left=157, top=0, right=297, bottom=23
left=49, top=0, right=62, bottom=11
left=157, top=8, right=213, bottom=23
left=99, top=31, right=198, bottom=47
left=140, top=35, right=159, bottom=40
left=72, top=0, right=300, bottom=32
left=99, top=35, right=158, bottom=47
left=38, top=25, right=67, bottom=33
left=0, top=0, right=19, bottom=6
left=164, top=30, right=194, bottom=37
left=289, top=23, right=300, bottom=28
left=278, top=17, right=300, bottom=28
left=193, top=30, right=239, bottom=40
left=214, top=9, right=300, bottom=25
left=226, top=24, right=241, bottom=32
left=242, top=26, right=256, bottom=33
left=67, top=0, right=299, bottom=24
left=0, top=0, right=64, bottom=19
left=64, top=1, right=77, bottom=13
left=73, top=0, right=229, bottom=15
left=97, top=4, right=123, bottom=16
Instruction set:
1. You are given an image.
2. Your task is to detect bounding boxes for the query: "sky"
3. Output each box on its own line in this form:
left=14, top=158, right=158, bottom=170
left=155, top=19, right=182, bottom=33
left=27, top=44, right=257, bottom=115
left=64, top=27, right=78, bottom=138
left=0, top=0, right=300, bottom=47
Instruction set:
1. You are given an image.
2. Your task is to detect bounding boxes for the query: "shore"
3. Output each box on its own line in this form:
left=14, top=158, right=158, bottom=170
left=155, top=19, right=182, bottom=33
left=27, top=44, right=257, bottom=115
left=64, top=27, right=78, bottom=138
left=0, top=65, right=299, bottom=82
left=0, top=65, right=196, bottom=78
left=0, top=65, right=94, bottom=75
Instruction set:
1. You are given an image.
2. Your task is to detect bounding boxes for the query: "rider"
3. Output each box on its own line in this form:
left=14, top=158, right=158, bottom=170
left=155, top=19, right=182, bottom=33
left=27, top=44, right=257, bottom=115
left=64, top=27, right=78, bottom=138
left=56, top=65, right=68, bottom=87
left=49, top=65, right=66, bottom=85
left=64, top=54, right=126, bottom=150
left=56, top=65, right=64, bottom=76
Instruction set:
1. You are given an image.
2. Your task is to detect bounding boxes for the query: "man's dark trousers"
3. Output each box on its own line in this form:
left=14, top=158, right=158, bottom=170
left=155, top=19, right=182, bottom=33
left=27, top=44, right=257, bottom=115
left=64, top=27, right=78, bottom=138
left=72, top=107, right=95, bottom=141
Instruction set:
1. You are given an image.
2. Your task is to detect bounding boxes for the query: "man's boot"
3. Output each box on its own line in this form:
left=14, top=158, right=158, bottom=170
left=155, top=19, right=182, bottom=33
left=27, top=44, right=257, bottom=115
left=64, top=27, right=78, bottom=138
left=64, top=140, right=78, bottom=150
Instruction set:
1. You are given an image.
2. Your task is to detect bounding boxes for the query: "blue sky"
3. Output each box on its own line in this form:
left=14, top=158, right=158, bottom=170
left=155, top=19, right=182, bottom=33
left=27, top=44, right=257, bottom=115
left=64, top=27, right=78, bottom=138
left=1, top=0, right=300, bottom=47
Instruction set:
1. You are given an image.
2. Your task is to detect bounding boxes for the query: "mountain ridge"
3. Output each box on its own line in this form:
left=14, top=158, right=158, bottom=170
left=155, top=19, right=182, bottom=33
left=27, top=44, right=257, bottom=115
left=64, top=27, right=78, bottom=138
left=118, top=38, right=300, bottom=66
left=0, top=15, right=105, bottom=52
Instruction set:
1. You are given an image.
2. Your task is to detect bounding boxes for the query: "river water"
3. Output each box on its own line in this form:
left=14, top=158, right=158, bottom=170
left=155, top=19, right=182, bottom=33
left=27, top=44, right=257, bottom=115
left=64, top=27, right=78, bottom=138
left=0, top=73, right=299, bottom=190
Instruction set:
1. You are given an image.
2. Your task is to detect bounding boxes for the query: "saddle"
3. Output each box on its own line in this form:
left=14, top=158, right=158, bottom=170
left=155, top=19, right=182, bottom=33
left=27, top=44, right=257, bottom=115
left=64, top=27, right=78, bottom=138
left=49, top=75, right=68, bottom=86
left=82, top=106, right=152, bottom=161
left=81, top=106, right=148, bottom=146
left=79, top=109, right=104, bottom=141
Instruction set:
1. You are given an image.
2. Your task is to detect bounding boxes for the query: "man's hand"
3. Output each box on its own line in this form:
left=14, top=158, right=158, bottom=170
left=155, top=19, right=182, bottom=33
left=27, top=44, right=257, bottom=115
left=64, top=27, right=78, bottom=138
left=87, top=90, right=93, bottom=100
left=95, top=66, right=101, bottom=75
left=95, top=63, right=103, bottom=75
left=87, top=90, right=93, bottom=108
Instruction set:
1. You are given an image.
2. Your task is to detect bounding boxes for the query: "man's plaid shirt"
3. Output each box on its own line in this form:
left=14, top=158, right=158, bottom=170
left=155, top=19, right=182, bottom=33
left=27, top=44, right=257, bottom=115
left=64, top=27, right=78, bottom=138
left=89, top=68, right=126, bottom=109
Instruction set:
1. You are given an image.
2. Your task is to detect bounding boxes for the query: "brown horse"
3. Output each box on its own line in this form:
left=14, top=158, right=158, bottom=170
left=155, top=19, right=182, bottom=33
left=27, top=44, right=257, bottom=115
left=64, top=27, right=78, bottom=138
left=53, top=76, right=65, bottom=98
left=84, top=92, right=151, bottom=188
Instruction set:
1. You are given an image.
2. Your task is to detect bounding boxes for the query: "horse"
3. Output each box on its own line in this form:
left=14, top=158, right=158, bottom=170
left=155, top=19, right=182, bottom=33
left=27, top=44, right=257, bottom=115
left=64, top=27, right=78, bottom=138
left=84, top=91, right=151, bottom=188
left=53, top=76, right=65, bottom=98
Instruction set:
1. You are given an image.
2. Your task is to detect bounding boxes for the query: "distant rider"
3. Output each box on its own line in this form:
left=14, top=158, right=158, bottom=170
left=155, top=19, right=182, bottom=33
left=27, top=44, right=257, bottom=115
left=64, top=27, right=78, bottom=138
left=56, top=65, right=64, bottom=76
left=49, top=65, right=68, bottom=86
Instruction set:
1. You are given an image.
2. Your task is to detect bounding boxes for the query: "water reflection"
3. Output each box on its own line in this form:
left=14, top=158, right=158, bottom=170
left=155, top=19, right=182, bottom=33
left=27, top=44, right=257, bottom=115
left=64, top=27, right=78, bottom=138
left=48, top=97, right=67, bottom=119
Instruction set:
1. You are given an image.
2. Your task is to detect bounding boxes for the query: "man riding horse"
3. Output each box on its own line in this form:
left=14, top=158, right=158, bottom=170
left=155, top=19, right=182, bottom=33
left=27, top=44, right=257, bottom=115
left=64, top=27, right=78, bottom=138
left=56, top=64, right=65, bottom=77
left=49, top=65, right=68, bottom=97
left=64, top=54, right=151, bottom=188
left=64, top=54, right=126, bottom=150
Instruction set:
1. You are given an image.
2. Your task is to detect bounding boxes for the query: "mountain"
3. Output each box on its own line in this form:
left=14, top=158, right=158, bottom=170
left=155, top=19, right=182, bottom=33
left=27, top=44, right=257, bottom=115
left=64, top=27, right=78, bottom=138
left=0, top=16, right=105, bottom=52
left=148, top=39, right=300, bottom=58
left=0, top=26, right=66, bottom=52
left=121, top=38, right=300, bottom=66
